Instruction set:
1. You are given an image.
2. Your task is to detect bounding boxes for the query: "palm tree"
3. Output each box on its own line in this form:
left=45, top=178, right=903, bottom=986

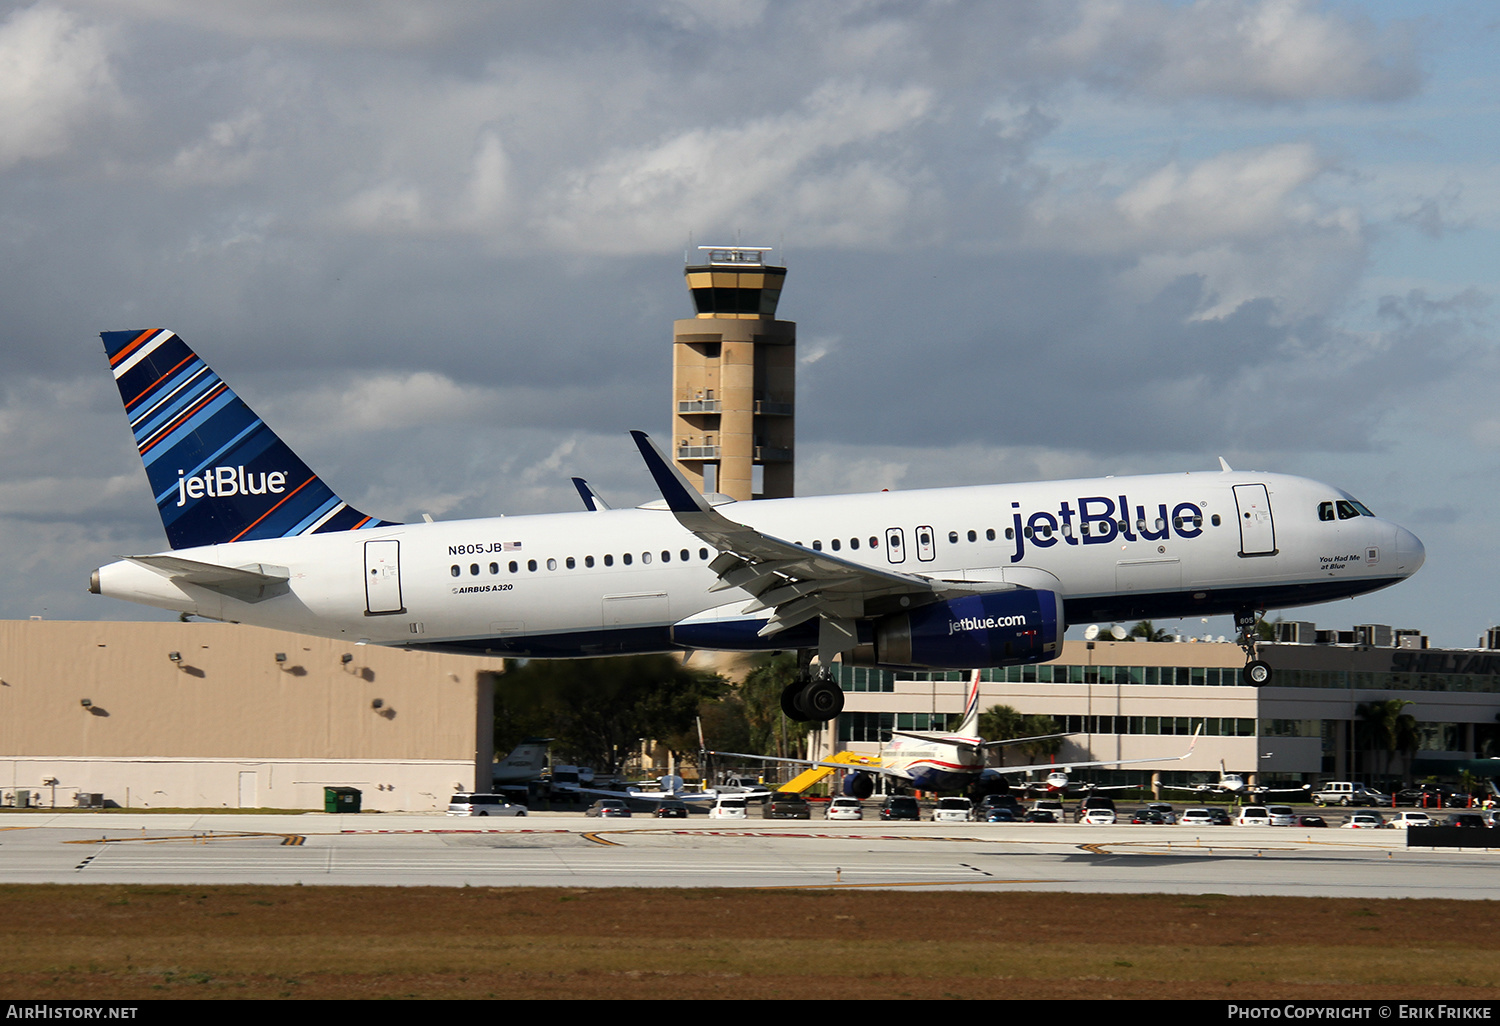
left=1129, top=620, right=1170, bottom=642
left=1356, top=699, right=1419, bottom=786
left=978, top=705, right=1026, bottom=766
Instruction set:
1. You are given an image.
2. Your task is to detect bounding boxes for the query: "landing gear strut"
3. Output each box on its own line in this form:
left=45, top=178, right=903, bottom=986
left=780, top=649, right=845, bottom=722
left=1235, top=606, right=1272, bottom=687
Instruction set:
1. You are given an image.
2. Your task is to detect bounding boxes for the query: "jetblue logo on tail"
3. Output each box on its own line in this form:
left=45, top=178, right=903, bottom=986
left=176, top=467, right=289, bottom=506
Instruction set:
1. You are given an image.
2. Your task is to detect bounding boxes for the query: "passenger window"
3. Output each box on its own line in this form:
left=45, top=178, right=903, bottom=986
left=850, top=538, right=860, bottom=549
left=585, top=556, right=594, bottom=568
left=699, top=548, right=709, bottom=560
left=831, top=539, right=841, bottom=551
left=450, top=565, right=460, bottom=577
left=489, top=562, right=499, bottom=574
left=985, top=529, right=995, bottom=541
left=680, top=549, right=689, bottom=561
left=1211, top=515, right=1221, bottom=527
left=967, top=530, right=977, bottom=542
left=470, top=564, right=480, bottom=575
left=622, top=553, right=632, bottom=565
left=508, top=561, right=518, bottom=573
left=948, top=531, right=958, bottom=544
left=1023, top=527, right=1033, bottom=539
left=661, top=550, right=670, bottom=562
left=566, top=557, right=576, bottom=569
left=869, top=537, right=879, bottom=548
left=546, top=558, right=557, bottom=571
left=641, top=552, right=651, bottom=564
left=1005, top=528, right=1014, bottom=540
left=604, top=554, right=614, bottom=566
left=527, top=560, right=537, bottom=572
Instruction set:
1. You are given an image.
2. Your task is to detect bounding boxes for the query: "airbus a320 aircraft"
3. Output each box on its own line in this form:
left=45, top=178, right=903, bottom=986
left=89, top=330, right=1425, bottom=722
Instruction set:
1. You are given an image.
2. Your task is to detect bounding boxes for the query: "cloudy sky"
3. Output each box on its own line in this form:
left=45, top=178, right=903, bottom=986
left=1, top=0, right=1495, bottom=646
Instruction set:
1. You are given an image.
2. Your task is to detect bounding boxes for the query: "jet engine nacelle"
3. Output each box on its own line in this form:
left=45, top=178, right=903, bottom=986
left=853, top=589, right=1063, bottom=670
left=842, top=772, right=874, bottom=800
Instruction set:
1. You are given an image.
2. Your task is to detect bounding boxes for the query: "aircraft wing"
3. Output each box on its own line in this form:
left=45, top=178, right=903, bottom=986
left=707, top=749, right=909, bottom=780
left=631, top=431, right=1011, bottom=654
left=1250, top=784, right=1313, bottom=796
left=990, top=728, right=1202, bottom=776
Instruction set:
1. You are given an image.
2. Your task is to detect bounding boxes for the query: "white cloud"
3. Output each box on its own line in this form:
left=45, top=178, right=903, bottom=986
left=0, top=3, right=119, bottom=169
left=539, top=80, right=935, bottom=253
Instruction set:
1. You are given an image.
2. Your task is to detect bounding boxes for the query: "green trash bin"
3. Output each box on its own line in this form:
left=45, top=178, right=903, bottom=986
left=324, top=786, right=361, bottom=813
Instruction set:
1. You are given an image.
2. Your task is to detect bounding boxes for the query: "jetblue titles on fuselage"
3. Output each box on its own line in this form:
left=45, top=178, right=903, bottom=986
left=1009, top=494, right=1203, bottom=562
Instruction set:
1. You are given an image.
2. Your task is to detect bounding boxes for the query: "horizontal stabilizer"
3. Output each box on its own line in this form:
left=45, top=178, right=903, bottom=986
left=124, top=554, right=290, bottom=603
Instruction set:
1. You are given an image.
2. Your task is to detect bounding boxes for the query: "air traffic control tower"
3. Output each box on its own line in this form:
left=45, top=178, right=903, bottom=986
left=672, top=246, right=795, bottom=500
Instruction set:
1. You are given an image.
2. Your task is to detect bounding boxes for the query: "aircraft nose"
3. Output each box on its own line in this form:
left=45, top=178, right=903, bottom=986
left=1392, top=524, right=1425, bottom=576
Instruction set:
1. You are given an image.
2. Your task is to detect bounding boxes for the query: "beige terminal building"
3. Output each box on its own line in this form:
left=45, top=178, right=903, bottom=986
left=0, top=620, right=501, bottom=812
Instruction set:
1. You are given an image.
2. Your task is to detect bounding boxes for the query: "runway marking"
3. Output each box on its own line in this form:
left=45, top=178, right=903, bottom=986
left=754, top=879, right=1056, bottom=890
left=62, top=831, right=298, bottom=846
left=581, top=832, right=622, bottom=846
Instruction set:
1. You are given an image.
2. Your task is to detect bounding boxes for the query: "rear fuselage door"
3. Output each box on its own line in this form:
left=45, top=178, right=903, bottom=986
left=364, top=539, right=405, bottom=614
left=1233, top=484, right=1276, bottom=556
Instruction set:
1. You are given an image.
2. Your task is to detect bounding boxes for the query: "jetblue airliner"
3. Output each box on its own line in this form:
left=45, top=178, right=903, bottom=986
left=89, top=329, right=1424, bottom=721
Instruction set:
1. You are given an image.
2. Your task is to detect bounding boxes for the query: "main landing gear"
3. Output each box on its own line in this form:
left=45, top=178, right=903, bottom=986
left=1235, top=606, right=1272, bottom=687
left=781, top=650, right=845, bottom=722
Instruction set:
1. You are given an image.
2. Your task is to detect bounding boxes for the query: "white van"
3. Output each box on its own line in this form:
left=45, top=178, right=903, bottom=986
left=447, top=793, right=527, bottom=817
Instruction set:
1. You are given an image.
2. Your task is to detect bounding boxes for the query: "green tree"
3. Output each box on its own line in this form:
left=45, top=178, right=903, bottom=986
left=1128, top=620, right=1169, bottom=642
left=1356, top=699, right=1420, bottom=785
left=493, top=655, right=727, bottom=774
left=1014, top=714, right=1066, bottom=763
left=979, top=704, right=1026, bottom=766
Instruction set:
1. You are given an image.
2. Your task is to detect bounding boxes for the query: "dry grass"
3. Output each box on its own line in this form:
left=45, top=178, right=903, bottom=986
left=1, top=885, right=1496, bottom=999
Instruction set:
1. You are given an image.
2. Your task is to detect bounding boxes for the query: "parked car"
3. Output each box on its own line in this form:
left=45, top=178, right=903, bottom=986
left=1265, top=805, right=1297, bottom=826
left=447, top=793, right=528, bottom=817
left=652, top=800, right=689, bottom=819
left=1342, top=812, right=1386, bottom=829
left=879, top=796, right=921, bottom=821
left=1235, top=806, right=1272, bottom=826
left=1208, top=808, right=1233, bottom=826
left=584, top=798, right=631, bottom=819
left=763, top=793, right=811, bottom=819
left=1395, top=785, right=1466, bottom=808
left=1178, top=808, right=1218, bottom=826
left=1074, top=796, right=1116, bottom=823
left=1145, top=802, right=1178, bottom=824
left=1297, top=815, right=1328, bottom=828
left=1023, top=808, right=1059, bottom=823
left=1388, top=811, right=1434, bottom=830
left=1447, top=813, right=1491, bottom=829
left=971, top=794, right=1024, bottom=822
left=1312, top=782, right=1387, bottom=807
left=1030, top=799, right=1068, bottom=822
left=708, top=797, right=748, bottom=820
left=1080, top=807, right=1117, bottom=825
left=980, top=807, right=1017, bottom=823
left=824, top=797, right=864, bottom=821
left=1130, top=809, right=1166, bottom=824
left=932, top=797, right=972, bottom=823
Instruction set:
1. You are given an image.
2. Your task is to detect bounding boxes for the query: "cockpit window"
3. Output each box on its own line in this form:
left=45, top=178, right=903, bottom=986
left=1322, top=498, right=1375, bottom=521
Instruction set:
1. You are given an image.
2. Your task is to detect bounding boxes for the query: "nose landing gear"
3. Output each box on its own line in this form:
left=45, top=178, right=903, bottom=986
left=1235, top=607, right=1272, bottom=686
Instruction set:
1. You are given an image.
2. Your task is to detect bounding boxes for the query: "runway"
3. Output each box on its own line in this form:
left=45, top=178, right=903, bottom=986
left=3, top=812, right=1496, bottom=896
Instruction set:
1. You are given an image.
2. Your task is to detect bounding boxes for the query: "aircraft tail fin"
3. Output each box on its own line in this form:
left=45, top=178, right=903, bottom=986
left=957, top=669, right=982, bottom=734
left=101, top=329, right=398, bottom=550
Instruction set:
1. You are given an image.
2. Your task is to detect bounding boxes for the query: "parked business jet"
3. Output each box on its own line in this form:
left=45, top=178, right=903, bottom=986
left=713, top=671, right=1195, bottom=796
left=1164, top=762, right=1313, bottom=799
left=89, top=329, right=1424, bottom=722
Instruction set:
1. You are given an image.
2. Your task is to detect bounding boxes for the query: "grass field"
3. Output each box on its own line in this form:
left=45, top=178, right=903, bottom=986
left=2, top=885, right=1497, bottom=999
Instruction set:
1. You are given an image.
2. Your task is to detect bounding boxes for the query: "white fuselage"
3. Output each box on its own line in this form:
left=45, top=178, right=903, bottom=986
left=94, top=469, right=1424, bottom=660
